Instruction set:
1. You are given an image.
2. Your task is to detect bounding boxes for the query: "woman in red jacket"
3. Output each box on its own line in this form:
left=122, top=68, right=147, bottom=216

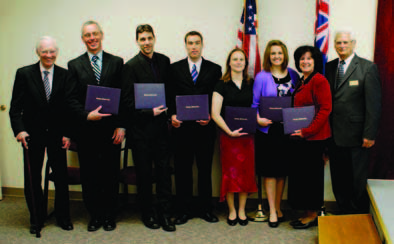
left=288, top=46, right=332, bottom=229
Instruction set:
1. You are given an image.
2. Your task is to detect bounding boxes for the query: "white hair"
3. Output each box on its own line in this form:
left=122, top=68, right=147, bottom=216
left=334, top=29, right=356, bottom=42
left=81, top=20, right=103, bottom=37
left=35, top=36, right=58, bottom=54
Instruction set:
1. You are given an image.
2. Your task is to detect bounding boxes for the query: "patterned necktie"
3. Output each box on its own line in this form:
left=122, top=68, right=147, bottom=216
left=43, top=71, right=51, bottom=100
left=336, top=60, right=345, bottom=89
left=91, top=55, right=101, bottom=83
left=191, top=64, right=198, bottom=83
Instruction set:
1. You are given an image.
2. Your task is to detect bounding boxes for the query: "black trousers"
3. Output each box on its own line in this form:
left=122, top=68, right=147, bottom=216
left=76, top=124, right=120, bottom=219
left=329, top=140, right=370, bottom=214
left=288, top=139, right=325, bottom=211
left=130, top=118, right=172, bottom=216
left=23, top=132, right=70, bottom=225
left=173, top=122, right=216, bottom=214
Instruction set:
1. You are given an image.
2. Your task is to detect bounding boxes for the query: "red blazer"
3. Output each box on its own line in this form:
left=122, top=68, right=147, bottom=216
left=293, top=72, right=332, bottom=140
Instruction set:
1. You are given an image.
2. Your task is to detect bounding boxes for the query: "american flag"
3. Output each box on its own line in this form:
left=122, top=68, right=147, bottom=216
left=314, top=0, right=330, bottom=74
left=237, top=0, right=261, bottom=78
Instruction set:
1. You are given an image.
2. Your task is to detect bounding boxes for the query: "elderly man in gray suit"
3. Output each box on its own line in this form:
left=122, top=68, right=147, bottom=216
left=325, top=30, right=381, bottom=214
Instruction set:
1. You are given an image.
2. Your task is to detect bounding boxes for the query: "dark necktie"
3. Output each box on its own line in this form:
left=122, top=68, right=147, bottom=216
left=91, top=55, right=101, bottom=83
left=336, top=60, right=345, bottom=89
left=43, top=71, right=51, bottom=100
left=191, top=64, right=198, bottom=83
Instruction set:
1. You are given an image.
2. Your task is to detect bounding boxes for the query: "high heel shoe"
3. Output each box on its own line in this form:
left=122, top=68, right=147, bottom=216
left=227, top=217, right=237, bottom=226
left=268, top=212, right=279, bottom=228
left=292, top=218, right=318, bottom=229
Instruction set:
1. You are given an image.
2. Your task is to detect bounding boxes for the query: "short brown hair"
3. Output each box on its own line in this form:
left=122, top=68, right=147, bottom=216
left=136, top=24, right=155, bottom=40
left=184, top=31, right=203, bottom=44
left=262, top=40, right=289, bottom=72
left=221, top=48, right=250, bottom=83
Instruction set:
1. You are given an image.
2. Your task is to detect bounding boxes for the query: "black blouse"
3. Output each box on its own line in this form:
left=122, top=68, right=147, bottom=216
left=214, top=79, right=254, bottom=116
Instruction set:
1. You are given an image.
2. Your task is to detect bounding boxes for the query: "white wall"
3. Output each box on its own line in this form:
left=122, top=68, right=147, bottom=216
left=0, top=0, right=378, bottom=200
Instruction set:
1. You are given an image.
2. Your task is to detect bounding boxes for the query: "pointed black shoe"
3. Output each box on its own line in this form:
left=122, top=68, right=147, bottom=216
left=159, top=214, right=176, bottom=232
left=57, top=219, right=74, bottom=231
left=142, top=215, right=160, bottom=229
left=292, top=218, right=318, bottom=229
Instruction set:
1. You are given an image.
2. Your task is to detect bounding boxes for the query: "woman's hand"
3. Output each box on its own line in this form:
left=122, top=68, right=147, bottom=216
left=229, top=128, right=248, bottom=137
left=257, top=113, right=272, bottom=127
left=291, top=129, right=304, bottom=138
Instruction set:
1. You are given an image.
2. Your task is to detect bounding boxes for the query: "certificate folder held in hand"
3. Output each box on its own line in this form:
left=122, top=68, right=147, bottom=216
left=282, top=106, right=315, bottom=134
left=85, top=85, right=121, bottom=115
left=176, top=94, right=209, bottom=121
left=259, top=96, right=292, bottom=122
left=134, top=83, right=166, bottom=109
left=225, top=106, right=257, bottom=134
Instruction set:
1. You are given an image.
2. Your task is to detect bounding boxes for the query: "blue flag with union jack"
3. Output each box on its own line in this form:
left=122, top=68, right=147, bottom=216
left=237, top=0, right=261, bottom=78
left=314, top=0, right=330, bottom=74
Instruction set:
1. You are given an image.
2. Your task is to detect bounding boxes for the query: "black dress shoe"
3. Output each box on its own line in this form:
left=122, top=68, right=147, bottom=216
left=238, top=217, right=249, bottom=226
left=103, top=217, right=116, bottom=231
left=57, top=219, right=74, bottom=231
left=88, top=218, right=102, bottom=232
left=159, top=214, right=176, bottom=232
left=142, top=215, right=160, bottom=229
left=200, top=212, right=219, bottom=223
left=292, top=218, right=318, bottom=229
left=227, top=217, right=237, bottom=226
left=29, top=224, right=42, bottom=234
left=174, top=214, right=192, bottom=225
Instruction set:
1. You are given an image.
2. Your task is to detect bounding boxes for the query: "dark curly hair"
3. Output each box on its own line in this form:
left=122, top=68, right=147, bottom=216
left=293, top=45, right=323, bottom=74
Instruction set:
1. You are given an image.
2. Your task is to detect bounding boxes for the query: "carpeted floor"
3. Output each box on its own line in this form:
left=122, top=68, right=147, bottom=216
left=0, top=196, right=319, bottom=244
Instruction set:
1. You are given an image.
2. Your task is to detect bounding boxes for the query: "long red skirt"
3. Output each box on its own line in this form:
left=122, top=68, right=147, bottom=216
left=219, top=132, right=258, bottom=202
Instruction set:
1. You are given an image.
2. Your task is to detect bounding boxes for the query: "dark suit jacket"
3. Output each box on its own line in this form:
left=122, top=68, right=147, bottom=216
left=325, top=54, right=381, bottom=147
left=9, top=62, right=70, bottom=139
left=67, top=51, right=124, bottom=133
left=168, top=58, right=222, bottom=118
left=121, top=52, right=170, bottom=146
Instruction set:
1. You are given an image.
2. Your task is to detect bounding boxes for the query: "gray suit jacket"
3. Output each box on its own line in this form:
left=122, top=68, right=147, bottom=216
left=325, top=54, right=381, bottom=147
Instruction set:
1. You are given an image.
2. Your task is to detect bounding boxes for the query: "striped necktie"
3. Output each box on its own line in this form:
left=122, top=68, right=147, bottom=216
left=336, top=60, right=345, bottom=89
left=91, top=55, right=101, bottom=83
left=43, top=71, right=51, bottom=100
left=191, top=64, right=198, bottom=83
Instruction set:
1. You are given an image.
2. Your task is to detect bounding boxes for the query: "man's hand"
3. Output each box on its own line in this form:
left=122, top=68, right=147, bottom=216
left=112, top=128, right=125, bottom=145
left=291, top=129, right=304, bottom=138
left=197, top=115, right=211, bottom=126
left=229, top=128, right=248, bottom=137
left=16, top=131, right=30, bottom=149
left=62, top=137, right=71, bottom=149
left=153, top=105, right=168, bottom=116
left=87, top=106, right=112, bottom=121
left=171, top=114, right=182, bottom=128
left=362, top=138, right=375, bottom=148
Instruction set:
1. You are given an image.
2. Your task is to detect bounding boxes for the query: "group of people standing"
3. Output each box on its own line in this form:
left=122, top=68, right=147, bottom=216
left=9, top=19, right=381, bottom=236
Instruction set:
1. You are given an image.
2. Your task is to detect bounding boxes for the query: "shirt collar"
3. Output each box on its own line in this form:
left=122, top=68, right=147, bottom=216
left=88, top=50, right=103, bottom=61
left=340, top=52, right=355, bottom=65
left=187, top=57, right=202, bottom=72
left=39, top=62, right=54, bottom=74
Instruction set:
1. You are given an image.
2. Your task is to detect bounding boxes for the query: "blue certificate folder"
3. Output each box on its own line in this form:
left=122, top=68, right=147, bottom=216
left=134, top=83, right=166, bottom=109
left=85, top=85, right=121, bottom=115
left=282, top=106, right=315, bottom=134
left=225, top=106, right=257, bottom=134
left=176, top=94, right=209, bottom=121
left=259, top=96, right=292, bottom=122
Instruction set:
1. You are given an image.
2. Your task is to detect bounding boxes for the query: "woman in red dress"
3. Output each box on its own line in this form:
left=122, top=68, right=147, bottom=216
left=212, top=48, right=258, bottom=226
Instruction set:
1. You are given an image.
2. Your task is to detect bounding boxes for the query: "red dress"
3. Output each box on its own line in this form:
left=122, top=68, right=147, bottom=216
left=219, top=132, right=258, bottom=201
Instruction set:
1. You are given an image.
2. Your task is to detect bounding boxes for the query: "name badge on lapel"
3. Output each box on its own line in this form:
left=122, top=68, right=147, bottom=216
left=349, top=80, right=359, bottom=86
